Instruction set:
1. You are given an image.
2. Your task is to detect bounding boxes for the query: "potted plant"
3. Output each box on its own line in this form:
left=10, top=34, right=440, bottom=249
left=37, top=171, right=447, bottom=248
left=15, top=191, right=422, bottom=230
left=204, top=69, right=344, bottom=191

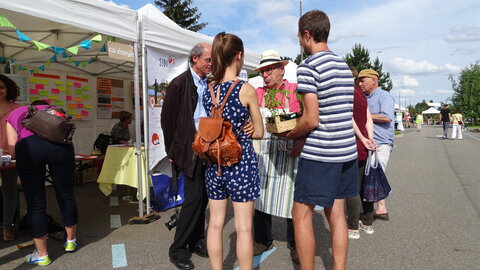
left=263, top=88, right=301, bottom=133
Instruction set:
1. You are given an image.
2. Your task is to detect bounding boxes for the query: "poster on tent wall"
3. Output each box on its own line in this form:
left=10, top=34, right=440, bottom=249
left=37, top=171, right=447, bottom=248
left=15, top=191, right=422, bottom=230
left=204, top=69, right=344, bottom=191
left=145, top=46, right=189, bottom=171
left=65, top=75, right=92, bottom=120
left=111, top=79, right=125, bottom=119
left=5, top=74, right=27, bottom=103
left=28, top=73, right=65, bottom=107
left=97, top=78, right=112, bottom=119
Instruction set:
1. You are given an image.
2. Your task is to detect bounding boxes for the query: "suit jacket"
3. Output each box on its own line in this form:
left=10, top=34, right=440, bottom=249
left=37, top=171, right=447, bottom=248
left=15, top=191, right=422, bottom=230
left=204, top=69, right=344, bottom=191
left=161, top=69, right=198, bottom=178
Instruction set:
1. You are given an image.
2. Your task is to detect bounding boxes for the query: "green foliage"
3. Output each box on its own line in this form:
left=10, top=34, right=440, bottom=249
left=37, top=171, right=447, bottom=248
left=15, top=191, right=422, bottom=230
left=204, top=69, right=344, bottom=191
left=414, top=100, right=429, bottom=113
left=294, top=52, right=308, bottom=65
left=407, top=104, right=416, bottom=114
left=264, top=89, right=290, bottom=116
left=449, top=61, right=480, bottom=125
left=154, top=0, right=207, bottom=32
left=344, top=43, right=393, bottom=91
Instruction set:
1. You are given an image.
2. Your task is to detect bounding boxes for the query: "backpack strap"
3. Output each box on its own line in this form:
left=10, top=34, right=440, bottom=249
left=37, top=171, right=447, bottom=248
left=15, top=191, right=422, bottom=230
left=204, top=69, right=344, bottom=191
left=208, top=80, right=241, bottom=118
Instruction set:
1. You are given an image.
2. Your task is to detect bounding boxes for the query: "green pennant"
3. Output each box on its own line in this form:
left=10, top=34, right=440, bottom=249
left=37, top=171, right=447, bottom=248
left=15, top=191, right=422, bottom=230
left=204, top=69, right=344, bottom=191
left=80, top=61, right=88, bottom=67
left=0, top=14, right=16, bottom=29
left=34, top=68, right=39, bottom=73
left=68, top=57, right=74, bottom=63
left=45, top=60, right=51, bottom=67
left=67, top=45, right=80, bottom=55
left=32, top=40, right=51, bottom=51
left=91, top=34, right=102, bottom=43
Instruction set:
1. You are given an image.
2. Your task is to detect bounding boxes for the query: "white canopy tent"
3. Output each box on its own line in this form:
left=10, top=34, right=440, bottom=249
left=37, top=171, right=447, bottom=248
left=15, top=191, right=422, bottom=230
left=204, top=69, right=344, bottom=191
left=422, top=107, right=440, bottom=115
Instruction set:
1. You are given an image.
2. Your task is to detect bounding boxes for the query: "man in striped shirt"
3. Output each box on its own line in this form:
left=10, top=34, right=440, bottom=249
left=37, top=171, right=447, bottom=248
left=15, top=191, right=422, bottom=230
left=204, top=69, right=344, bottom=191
left=285, top=10, right=358, bottom=270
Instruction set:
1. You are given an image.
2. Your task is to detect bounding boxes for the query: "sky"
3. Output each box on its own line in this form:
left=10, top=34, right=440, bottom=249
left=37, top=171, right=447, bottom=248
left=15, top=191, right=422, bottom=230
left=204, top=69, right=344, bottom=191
left=112, top=0, right=480, bottom=107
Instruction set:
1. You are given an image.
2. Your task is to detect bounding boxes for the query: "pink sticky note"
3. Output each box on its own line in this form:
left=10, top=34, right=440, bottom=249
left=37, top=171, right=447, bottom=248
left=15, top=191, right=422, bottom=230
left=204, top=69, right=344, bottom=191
left=74, top=82, right=81, bottom=88
left=35, top=84, right=44, bottom=90
left=81, top=110, right=89, bottom=116
left=66, top=96, right=72, bottom=101
left=51, top=88, right=60, bottom=94
left=29, top=89, right=39, bottom=95
left=77, top=103, right=84, bottom=108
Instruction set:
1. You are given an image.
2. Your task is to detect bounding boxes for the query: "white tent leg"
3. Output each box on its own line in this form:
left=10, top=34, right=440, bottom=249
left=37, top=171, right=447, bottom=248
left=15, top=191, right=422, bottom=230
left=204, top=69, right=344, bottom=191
left=133, top=40, right=144, bottom=218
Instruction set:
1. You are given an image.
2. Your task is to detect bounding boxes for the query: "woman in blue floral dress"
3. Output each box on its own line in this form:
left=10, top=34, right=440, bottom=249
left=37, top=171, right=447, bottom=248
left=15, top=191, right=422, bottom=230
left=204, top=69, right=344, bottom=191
left=204, top=32, right=263, bottom=270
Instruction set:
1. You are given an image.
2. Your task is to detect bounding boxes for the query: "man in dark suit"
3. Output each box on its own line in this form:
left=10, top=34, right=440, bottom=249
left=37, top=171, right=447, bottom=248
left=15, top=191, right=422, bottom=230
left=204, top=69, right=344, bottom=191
left=161, top=43, right=211, bottom=270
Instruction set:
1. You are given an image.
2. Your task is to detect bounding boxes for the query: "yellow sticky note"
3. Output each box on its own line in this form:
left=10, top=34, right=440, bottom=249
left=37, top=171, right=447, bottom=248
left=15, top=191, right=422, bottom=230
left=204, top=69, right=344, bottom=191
left=29, top=77, right=38, bottom=83
left=75, top=90, right=83, bottom=95
left=30, top=96, right=40, bottom=101
left=82, top=85, right=90, bottom=90
left=54, top=80, right=63, bottom=85
left=48, top=95, right=58, bottom=100
left=41, top=79, right=49, bottom=85
left=83, top=95, right=90, bottom=100
left=39, top=90, right=48, bottom=96
left=68, top=110, right=77, bottom=115
left=85, top=104, right=92, bottom=109
left=66, top=89, right=72, bottom=94
left=75, top=97, right=83, bottom=102
left=59, top=86, right=67, bottom=91
left=54, top=100, right=64, bottom=106
left=66, top=81, right=73, bottom=86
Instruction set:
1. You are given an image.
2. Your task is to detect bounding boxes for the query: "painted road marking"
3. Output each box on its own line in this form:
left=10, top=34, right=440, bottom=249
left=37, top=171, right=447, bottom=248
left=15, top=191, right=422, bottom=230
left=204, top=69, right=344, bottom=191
left=111, top=244, right=128, bottom=268
left=110, top=214, right=122, bottom=228
left=234, top=247, right=277, bottom=270
left=465, top=132, right=480, bottom=142
left=110, top=196, right=119, bottom=206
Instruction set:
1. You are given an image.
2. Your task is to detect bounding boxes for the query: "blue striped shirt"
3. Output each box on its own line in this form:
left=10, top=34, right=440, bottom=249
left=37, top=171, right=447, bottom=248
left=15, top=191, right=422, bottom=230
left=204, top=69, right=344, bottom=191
left=366, top=87, right=395, bottom=145
left=296, top=51, right=357, bottom=163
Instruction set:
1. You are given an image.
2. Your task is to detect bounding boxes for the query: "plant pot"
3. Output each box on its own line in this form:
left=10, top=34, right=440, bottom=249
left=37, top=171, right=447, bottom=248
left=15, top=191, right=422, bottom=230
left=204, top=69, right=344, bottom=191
left=265, top=113, right=299, bottom=133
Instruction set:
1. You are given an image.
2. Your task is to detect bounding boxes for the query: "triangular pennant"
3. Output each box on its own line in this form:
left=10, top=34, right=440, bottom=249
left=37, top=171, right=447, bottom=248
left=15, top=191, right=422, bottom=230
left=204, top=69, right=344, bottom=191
left=9, top=58, right=15, bottom=64
left=91, top=34, right=102, bottom=43
left=0, top=14, right=16, bottom=29
left=39, top=65, right=45, bottom=71
left=51, top=46, right=65, bottom=55
left=29, top=70, right=35, bottom=74
left=80, top=40, right=91, bottom=50
left=80, top=61, right=88, bottom=67
left=16, top=29, right=31, bottom=41
left=49, top=54, right=57, bottom=62
left=62, top=51, right=69, bottom=58
left=100, top=44, right=107, bottom=52
left=68, top=57, right=74, bottom=63
left=87, top=58, right=94, bottom=64
left=18, top=66, right=24, bottom=71
left=32, top=40, right=50, bottom=51
left=74, top=61, right=81, bottom=67
left=34, top=68, right=39, bottom=73
left=45, top=60, right=51, bottom=67
left=67, top=45, right=80, bottom=55
left=0, top=57, right=6, bottom=62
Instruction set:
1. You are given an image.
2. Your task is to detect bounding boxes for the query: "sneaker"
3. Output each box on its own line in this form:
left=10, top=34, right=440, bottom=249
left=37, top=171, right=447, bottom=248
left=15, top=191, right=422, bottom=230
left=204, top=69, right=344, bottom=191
left=253, top=242, right=273, bottom=256
left=25, top=249, right=52, bottom=266
left=359, top=221, right=374, bottom=234
left=348, top=229, right=360, bottom=239
left=64, top=240, right=78, bottom=252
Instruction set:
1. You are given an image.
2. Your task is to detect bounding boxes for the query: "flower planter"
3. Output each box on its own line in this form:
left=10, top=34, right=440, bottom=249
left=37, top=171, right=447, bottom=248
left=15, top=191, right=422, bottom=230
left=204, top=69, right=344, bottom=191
left=265, top=113, right=299, bottom=133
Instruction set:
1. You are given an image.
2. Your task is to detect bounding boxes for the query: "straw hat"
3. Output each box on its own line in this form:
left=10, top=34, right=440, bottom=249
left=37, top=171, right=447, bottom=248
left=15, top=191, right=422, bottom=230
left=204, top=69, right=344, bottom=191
left=254, top=50, right=289, bottom=71
left=357, top=69, right=379, bottom=79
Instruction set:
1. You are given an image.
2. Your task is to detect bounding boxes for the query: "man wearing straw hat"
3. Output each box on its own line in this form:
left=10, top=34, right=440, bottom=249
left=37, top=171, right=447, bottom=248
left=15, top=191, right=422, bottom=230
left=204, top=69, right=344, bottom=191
left=252, top=50, right=301, bottom=263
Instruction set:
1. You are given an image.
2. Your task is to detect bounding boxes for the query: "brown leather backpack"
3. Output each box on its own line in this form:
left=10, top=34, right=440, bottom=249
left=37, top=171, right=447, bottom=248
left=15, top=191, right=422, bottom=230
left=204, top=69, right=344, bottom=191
left=192, top=80, right=242, bottom=176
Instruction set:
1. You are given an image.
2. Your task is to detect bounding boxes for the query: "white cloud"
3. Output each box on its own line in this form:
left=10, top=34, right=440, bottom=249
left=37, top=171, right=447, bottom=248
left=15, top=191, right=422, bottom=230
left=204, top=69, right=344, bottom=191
left=444, top=26, right=480, bottom=42
left=389, top=58, right=462, bottom=74
left=400, top=75, right=419, bottom=87
left=436, top=89, right=454, bottom=94
left=255, top=1, right=293, bottom=19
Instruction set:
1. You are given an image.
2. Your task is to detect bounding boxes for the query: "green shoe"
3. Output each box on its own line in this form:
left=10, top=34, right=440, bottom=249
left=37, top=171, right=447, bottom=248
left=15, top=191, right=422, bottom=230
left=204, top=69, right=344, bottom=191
left=25, top=249, right=52, bottom=266
left=64, top=241, right=78, bottom=252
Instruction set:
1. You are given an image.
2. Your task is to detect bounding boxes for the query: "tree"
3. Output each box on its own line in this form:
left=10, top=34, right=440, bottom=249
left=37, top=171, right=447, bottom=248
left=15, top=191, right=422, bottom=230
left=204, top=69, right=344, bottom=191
left=449, top=61, right=480, bottom=125
left=414, top=100, right=429, bottom=113
left=344, top=43, right=393, bottom=91
left=154, top=0, right=207, bottom=32
left=294, top=52, right=307, bottom=65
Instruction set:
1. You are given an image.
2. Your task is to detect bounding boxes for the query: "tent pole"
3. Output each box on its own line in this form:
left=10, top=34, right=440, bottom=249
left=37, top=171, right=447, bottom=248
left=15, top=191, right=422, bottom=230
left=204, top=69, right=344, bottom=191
left=133, top=38, right=144, bottom=217
left=140, top=16, right=151, bottom=215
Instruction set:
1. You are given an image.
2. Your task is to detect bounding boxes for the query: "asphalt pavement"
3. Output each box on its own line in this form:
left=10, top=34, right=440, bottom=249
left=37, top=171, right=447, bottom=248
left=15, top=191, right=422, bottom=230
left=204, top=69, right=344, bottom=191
left=1, top=125, right=479, bottom=269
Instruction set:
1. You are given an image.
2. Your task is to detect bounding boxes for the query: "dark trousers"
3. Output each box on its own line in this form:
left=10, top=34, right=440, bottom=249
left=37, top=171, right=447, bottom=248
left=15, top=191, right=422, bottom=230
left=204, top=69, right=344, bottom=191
left=169, top=159, right=208, bottom=257
left=346, top=161, right=374, bottom=229
left=15, top=135, right=77, bottom=238
left=443, top=122, right=449, bottom=138
left=254, top=210, right=295, bottom=247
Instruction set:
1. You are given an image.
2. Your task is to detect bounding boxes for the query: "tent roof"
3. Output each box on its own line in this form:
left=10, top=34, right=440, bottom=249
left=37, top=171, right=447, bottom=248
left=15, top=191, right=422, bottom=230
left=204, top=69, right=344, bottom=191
left=138, top=3, right=259, bottom=71
left=422, top=107, right=440, bottom=114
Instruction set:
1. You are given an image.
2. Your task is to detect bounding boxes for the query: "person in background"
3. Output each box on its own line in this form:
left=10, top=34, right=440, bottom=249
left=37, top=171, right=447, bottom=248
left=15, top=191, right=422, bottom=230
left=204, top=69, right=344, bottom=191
left=205, top=32, right=263, bottom=270
left=161, top=42, right=212, bottom=270
left=252, top=49, right=301, bottom=263
left=358, top=68, right=395, bottom=221
left=0, top=74, right=21, bottom=242
left=286, top=10, right=358, bottom=269
left=6, top=100, right=78, bottom=266
left=451, top=110, right=464, bottom=140
left=440, top=104, right=451, bottom=139
left=110, top=110, right=132, bottom=144
left=346, top=67, right=376, bottom=240
left=416, top=113, right=423, bottom=132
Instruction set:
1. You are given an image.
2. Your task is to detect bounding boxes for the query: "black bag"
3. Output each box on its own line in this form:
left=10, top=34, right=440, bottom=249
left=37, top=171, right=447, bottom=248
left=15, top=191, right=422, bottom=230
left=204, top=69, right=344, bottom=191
left=363, top=151, right=392, bottom=202
left=94, top=133, right=112, bottom=154
left=22, top=105, right=76, bottom=144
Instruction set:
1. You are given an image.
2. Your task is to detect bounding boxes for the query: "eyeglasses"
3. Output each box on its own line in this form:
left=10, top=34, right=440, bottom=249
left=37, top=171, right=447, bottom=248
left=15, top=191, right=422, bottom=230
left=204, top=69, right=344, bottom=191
left=259, top=65, right=280, bottom=76
left=199, top=57, right=212, bottom=63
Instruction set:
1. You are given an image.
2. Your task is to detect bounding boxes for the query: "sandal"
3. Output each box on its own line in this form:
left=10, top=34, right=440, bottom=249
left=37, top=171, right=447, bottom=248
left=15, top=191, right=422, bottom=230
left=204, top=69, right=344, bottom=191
left=3, top=229, right=15, bottom=242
